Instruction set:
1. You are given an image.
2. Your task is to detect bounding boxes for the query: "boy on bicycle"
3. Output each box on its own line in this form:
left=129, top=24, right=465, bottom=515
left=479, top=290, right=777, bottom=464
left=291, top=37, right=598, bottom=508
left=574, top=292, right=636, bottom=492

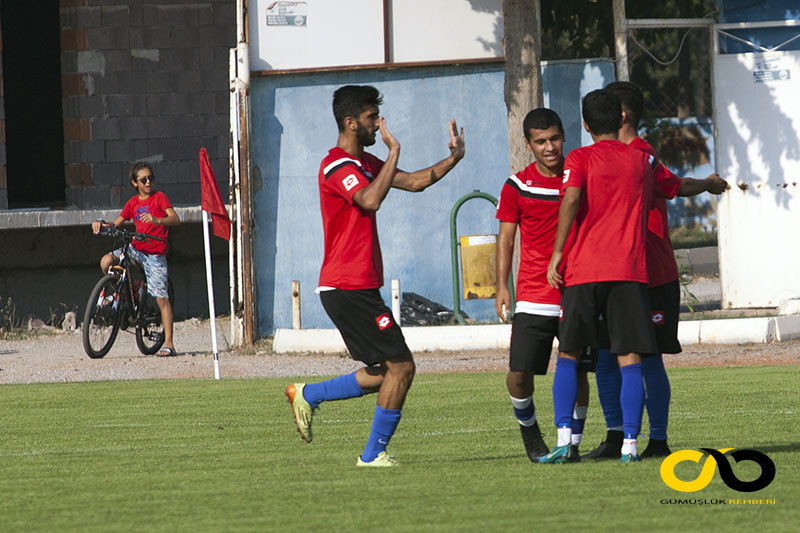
left=91, top=162, right=180, bottom=357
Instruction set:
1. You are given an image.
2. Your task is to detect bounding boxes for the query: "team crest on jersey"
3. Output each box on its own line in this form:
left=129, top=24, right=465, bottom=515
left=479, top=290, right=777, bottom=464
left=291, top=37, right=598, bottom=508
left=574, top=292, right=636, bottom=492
left=375, top=313, right=393, bottom=331
left=342, top=174, right=359, bottom=191
left=651, top=310, right=665, bottom=325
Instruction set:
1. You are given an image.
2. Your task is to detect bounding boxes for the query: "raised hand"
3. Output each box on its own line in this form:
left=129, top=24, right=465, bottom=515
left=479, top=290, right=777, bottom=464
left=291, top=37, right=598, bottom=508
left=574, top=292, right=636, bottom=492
left=378, top=117, right=400, bottom=152
left=448, top=119, right=465, bottom=161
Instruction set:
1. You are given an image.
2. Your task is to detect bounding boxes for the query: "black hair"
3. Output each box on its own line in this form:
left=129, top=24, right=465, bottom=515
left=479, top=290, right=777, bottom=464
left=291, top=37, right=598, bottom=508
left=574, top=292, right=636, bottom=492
left=129, top=162, right=154, bottom=188
left=332, top=85, right=383, bottom=132
left=581, top=89, right=622, bottom=135
left=523, top=108, right=564, bottom=141
left=605, top=81, right=644, bottom=128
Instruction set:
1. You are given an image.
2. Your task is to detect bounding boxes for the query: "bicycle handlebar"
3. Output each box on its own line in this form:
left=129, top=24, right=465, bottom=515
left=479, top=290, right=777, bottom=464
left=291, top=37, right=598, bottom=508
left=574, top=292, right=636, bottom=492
left=98, top=224, right=164, bottom=243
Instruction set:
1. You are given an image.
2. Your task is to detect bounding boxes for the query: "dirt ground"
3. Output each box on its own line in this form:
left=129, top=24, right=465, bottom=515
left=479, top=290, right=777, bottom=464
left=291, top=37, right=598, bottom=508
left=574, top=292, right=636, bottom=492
left=1, top=316, right=799, bottom=385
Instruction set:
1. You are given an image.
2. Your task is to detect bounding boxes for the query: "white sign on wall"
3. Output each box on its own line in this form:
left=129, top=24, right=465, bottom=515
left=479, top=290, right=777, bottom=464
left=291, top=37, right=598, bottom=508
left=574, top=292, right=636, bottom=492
left=715, top=49, right=800, bottom=308
left=266, top=1, right=308, bottom=27
left=250, top=0, right=384, bottom=71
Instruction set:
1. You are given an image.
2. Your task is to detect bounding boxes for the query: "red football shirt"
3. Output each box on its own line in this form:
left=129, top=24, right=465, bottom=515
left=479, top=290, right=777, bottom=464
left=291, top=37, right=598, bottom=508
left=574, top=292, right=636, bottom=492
left=630, top=137, right=681, bottom=287
left=496, top=163, right=562, bottom=315
left=560, top=140, right=654, bottom=286
left=318, top=147, right=385, bottom=289
left=119, top=191, right=171, bottom=255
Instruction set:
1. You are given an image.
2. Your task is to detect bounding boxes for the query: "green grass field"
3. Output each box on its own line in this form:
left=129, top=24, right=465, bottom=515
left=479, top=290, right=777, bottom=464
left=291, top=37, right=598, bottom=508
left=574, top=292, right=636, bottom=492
left=1, top=366, right=798, bottom=531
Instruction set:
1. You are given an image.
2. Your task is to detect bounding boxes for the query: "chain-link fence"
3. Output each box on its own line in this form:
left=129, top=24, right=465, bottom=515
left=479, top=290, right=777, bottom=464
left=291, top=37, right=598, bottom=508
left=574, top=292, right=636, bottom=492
left=627, top=24, right=719, bottom=238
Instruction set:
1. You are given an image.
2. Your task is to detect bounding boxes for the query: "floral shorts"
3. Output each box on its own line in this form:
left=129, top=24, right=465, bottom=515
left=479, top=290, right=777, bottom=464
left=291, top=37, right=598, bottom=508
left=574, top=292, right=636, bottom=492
left=112, top=247, right=169, bottom=298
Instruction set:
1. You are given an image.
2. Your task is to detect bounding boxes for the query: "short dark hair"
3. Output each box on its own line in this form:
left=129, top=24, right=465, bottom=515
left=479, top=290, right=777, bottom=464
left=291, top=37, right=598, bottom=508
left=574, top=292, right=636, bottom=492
left=129, top=162, right=154, bottom=188
left=605, top=81, right=644, bottom=128
left=523, top=108, right=564, bottom=141
left=332, top=85, right=383, bottom=132
left=581, top=89, right=622, bottom=135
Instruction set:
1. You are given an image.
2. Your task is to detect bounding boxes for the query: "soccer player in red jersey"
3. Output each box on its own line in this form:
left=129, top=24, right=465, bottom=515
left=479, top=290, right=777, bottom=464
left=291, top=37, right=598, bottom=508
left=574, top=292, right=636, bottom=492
left=286, top=85, right=465, bottom=466
left=495, top=108, right=591, bottom=461
left=583, top=81, right=729, bottom=460
left=91, top=163, right=180, bottom=357
left=543, top=89, right=658, bottom=463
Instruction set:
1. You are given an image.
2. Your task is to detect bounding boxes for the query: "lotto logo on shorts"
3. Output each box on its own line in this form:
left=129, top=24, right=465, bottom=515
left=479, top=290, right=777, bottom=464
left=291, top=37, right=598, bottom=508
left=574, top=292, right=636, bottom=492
left=375, top=313, right=393, bottom=331
left=342, top=174, right=359, bottom=191
left=652, top=310, right=665, bottom=325
left=559, top=307, right=564, bottom=320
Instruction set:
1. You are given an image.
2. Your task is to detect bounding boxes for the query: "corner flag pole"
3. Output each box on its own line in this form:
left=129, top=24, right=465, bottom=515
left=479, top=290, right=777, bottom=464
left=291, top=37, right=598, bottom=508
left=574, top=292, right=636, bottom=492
left=199, top=147, right=231, bottom=379
left=202, top=209, right=221, bottom=380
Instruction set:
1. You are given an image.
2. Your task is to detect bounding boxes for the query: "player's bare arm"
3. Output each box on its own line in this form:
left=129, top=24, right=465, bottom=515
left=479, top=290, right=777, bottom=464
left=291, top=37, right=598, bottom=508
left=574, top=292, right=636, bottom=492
left=546, top=187, right=581, bottom=288
left=392, top=119, right=465, bottom=192
left=353, top=116, right=401, bottom=212
left=495, top=221, right=516, bottom=322
left=677, top=173, right=729, bottom=197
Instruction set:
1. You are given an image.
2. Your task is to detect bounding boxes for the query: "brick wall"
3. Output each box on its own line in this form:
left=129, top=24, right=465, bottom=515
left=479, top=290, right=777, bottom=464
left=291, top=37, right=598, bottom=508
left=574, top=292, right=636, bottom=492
left=0, top=22, right=6, bottom=210
left=57, top=0, right=235, bottom=209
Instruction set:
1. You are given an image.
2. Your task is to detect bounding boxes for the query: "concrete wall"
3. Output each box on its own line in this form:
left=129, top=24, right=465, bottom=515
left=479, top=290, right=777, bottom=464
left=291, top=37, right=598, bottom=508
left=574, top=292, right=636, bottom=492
left=250, top=60, right=616, bottom=334
left=0, top=215, right=230, bottom=325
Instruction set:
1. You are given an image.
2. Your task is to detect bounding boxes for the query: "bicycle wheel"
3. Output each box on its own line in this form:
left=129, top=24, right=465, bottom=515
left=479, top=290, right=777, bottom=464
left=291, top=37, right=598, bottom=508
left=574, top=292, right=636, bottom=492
left=135, top=280, right=173, bottom=355
left=82, top=274, right=123, bottom=358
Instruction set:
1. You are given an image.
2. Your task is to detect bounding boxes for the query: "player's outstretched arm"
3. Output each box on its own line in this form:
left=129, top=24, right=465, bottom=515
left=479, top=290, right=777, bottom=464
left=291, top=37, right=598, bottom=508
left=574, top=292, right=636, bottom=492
left=677, top=173, right=729, bottom=197
left=546, top=187, right=581, bottom=288
left=392, top=119, right=465, bottom=192
left=353, top=117, right=401, bottom=212
left=495, top=221, right=516, bottom=322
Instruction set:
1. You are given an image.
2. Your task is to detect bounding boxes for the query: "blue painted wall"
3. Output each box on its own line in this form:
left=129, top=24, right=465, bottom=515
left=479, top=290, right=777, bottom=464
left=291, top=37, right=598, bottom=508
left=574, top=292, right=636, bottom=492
left=250, top=60, right=615, bottom=334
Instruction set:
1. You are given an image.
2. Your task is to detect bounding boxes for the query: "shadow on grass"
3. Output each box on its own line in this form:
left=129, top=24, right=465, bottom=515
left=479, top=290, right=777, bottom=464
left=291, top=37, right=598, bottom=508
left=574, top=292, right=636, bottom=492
left=749, top=443, right=800, bottom=454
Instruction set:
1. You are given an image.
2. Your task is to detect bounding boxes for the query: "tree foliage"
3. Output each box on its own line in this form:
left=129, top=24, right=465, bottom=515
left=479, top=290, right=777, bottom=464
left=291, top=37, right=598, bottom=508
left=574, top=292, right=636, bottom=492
left=540, top=0, right=719, bottom=173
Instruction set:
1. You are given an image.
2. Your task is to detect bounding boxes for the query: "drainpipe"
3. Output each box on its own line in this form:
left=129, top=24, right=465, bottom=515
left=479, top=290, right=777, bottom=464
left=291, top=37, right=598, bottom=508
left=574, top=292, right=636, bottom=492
left=230, top=0, right=256, bottom=346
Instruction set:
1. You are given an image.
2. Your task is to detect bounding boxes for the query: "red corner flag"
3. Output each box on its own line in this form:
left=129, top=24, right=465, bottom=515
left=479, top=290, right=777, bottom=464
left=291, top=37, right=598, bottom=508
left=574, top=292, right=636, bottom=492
left=199, top=148, right=231, bottom=240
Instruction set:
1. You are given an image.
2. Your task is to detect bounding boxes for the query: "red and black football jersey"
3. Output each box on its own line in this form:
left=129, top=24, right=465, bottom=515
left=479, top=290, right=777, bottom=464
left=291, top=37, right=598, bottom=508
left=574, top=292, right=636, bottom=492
left=496, top=162, right=562, bottom=315
left=317, top=147, right=385, bottom=289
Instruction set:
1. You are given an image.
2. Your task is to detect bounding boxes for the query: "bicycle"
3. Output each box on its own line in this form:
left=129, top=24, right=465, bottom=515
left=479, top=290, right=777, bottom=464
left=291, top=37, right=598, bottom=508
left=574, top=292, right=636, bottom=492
left=82, top=225, right=174, bottom=358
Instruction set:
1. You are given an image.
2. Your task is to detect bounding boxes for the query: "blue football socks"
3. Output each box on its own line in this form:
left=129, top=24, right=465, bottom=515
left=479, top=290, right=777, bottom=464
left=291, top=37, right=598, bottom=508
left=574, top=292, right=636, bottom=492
left=302, top=371, right=365, bottom=409
left=620, top=363, right=644, bottom=441
left=595, top=349, right=623, bottom=429
left=552, top=357, right=579, bottom=429
left=361, top=405, right=402, bottom=462
left=642, top=354, right=671, bottom=440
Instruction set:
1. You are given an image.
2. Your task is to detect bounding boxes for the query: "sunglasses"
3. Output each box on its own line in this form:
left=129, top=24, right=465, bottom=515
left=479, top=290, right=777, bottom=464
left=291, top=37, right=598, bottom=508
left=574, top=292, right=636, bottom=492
left=137, top=176, right=154, bottom=183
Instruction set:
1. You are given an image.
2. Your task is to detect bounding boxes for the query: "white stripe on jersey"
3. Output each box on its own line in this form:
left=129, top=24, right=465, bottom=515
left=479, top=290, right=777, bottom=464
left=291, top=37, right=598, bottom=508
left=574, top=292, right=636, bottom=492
left=509, top=175, right=560, bottom=196
left=514, top=301, right=561, bottom=317
left=323, top=157, right=362, bottom=175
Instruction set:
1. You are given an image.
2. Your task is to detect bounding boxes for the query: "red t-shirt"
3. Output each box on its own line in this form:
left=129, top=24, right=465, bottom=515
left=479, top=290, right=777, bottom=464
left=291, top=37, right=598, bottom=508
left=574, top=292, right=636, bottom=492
left=630, top=137, right=681, bottom=287
left=318, top=147, right=385, bottom=290
left=495, top=163, right=561, bottom=315
left=119, top=191, right=171, bottom=255
left=560, top=140, right=654, bottom=286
